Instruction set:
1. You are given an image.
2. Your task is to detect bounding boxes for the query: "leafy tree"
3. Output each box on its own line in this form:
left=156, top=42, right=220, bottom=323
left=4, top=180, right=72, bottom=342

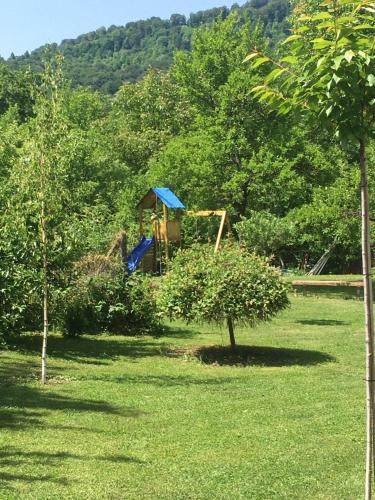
left=0, top=64, right=35, bottom=121
left=235, top=211, right=295, bottom=266
left=3, top=58, right=72, bottom=382
left=158, top=244, right=289, bottom=348
left=152, top=13, right=346, bottom=249
left=247, top=0, right=375, bottom=494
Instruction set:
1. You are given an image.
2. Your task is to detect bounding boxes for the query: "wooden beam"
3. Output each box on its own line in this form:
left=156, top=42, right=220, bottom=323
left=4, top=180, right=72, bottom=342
left=292, top=280, right=363, bottom=288
left=186, top=210, right=226, bottom=217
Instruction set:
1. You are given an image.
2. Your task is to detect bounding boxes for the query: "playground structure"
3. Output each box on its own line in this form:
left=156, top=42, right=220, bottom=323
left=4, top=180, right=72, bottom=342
left=126, top=187, right=231, bottom=273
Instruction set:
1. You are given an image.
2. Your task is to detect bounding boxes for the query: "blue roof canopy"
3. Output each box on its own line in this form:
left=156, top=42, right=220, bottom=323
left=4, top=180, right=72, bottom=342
left=137, top=187, right=185, bottom=209
left=152, top=188, right=185, bottom=209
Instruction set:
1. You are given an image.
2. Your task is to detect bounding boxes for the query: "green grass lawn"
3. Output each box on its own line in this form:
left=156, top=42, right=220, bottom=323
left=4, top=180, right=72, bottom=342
left=0, top=294, right=367, bottom=499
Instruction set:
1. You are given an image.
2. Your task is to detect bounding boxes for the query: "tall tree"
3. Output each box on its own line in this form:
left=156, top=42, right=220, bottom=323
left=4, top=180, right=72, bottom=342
left=32, top=59, right=69, bottom=383
left=246, top=0, right=375, bottom=495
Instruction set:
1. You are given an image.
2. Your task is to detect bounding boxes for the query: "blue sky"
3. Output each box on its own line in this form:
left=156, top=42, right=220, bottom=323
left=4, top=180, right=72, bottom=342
left=1, top=0, right=245, bottom=59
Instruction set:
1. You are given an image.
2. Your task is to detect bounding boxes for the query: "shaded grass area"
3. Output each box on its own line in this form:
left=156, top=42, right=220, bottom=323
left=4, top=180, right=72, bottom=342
left=166, top=344, right=335, bottom=367
left=0, top=295, right=366, bottom=499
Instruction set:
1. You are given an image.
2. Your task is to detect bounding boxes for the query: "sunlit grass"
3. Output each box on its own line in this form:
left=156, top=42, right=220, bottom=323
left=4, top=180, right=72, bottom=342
left=0, top=294, right=366, bottom=499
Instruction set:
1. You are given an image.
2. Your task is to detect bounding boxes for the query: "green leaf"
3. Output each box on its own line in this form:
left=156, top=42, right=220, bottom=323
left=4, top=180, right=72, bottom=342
left=325, top=105, right=333, bottom=116
left=295, top=25, right=311, bottom=33
left=251, top=85, right=267, bottom=94
left=336, top=15, right=357, bottom=24
left=353, top=23, right=375, bottom=30
left=280, top=55, right=298, bottom=64
left=311, top=12, right=332, bottom=20
left=282, top=34, right=302, bottom=45
left=336, top=37, right=350, bottom=47
left=333, top=55, right=344, bottom=70
left=252, top=56, right=271, bottom=68
left=344, top=50, right=355, bottom=62
left=243, top=52, right=259, bottom=63
left=367, top=74, right=375, bottom=86
left=259, top=91, right=274, bottom=102
left=264, top=68, right=287, bottom=83
left=333, top=73, right=342, bottom=83
left=317, top=57, right=326, bottom=68
left=312, top=38, right=332, bottom=49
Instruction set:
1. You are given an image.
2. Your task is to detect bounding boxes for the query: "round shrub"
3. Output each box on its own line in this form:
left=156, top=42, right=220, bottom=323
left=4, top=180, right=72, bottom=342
left=158, top=244, right=290, bottom=346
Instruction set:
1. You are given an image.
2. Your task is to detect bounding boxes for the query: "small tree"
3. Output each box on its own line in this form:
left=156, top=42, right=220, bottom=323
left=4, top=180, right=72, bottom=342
left=158, top=244, right=289, bottom=347
left=6, top=58, right=70, bottom=383
left=246, top=0, right=375, bottom=495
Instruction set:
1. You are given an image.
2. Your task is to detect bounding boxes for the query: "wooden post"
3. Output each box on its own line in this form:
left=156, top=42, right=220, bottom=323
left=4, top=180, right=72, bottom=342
left=215, top=211, right=227, bottom=253
left=163, top=204, right=169, bottom=265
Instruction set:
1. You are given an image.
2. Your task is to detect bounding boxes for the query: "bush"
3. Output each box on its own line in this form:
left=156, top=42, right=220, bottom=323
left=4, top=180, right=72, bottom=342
left=58, top=259, right=160, bottom=336
left=158, top=244, right=290, bottom=347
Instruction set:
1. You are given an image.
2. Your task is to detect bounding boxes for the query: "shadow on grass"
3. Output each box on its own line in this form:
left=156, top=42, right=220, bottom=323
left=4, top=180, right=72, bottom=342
left=169, top=345, right=335, bottom=367
left=0, top=356, right=143, bottom=430
left=0, top=383, right=143, bottom=430
left=158, top=325, right=198, bottom=340
left=0, top=472, right=69, bottom=485
left=294, top=286, right=362, bottom=300
left=0, top=448, right=144, bottom=466
left=106, top=373, right=232, bottom=387
left=0, top=448, right=144, bottom=489
left=6, top=333, right=164, bottom=365
left=296, top=319, right=349, bottom=326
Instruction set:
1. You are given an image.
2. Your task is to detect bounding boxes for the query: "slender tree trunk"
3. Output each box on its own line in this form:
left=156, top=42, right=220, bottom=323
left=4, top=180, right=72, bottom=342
left=227, top=317, right=236, bottom=349
left=41, top=201, right=48, bottom=385
left=360, top=139, right=375, bottom=500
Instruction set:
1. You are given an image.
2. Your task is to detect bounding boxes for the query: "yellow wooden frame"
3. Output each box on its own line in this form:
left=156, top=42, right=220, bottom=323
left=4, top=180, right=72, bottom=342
left=185, top=210, right=231, bottom=253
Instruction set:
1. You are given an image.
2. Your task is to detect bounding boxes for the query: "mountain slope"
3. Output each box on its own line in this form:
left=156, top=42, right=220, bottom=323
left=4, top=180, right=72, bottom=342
left=6, top=1, right=290, bottom=94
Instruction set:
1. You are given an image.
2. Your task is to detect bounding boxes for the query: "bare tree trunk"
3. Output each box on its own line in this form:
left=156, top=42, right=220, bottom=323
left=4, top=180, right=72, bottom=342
left=41, top=201, right=48, bottom=385
left=360, top=139, right=375, bottom=500
left=227, top=317, right=236, bottom=349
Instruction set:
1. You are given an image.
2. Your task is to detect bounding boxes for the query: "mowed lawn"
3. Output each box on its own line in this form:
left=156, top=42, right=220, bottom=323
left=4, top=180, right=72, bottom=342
left=0, top=293, right=366, bottom=499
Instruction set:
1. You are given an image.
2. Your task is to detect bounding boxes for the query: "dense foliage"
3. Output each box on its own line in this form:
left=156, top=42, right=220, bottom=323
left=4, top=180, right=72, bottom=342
left=158, top=244, right=289, bottom=345
left=58, top=260, right=159, bottom=337
left=5, top=0, right=291, bottom=93
left=235, top=211, right=295, bottom=266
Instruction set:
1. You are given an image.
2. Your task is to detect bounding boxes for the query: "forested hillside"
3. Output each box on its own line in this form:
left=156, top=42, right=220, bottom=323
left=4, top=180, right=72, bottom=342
left=5, top=0, right=290, bottom=93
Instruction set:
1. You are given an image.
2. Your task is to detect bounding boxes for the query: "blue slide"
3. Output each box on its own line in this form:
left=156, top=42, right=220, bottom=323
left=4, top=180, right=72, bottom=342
left=128, top=236, right=155, bottom=273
